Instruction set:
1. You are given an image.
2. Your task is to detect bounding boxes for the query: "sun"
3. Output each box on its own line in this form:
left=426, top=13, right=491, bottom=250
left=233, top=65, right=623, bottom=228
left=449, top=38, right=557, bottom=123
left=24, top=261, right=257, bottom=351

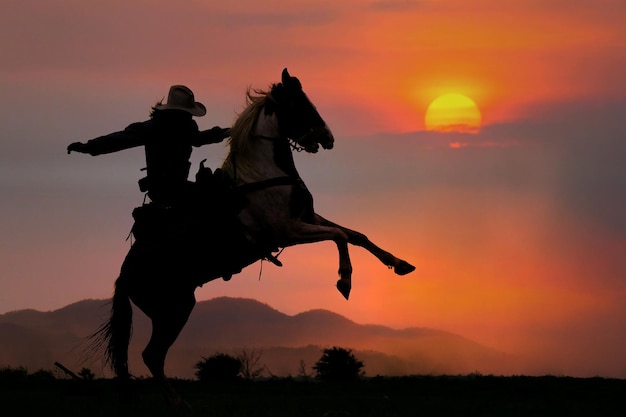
left=425, top=94, right=482, bottom=134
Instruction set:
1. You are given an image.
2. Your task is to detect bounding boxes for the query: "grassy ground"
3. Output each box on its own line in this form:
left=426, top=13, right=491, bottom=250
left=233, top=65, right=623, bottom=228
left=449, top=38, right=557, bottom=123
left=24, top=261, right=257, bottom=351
left=2, top=375, right=625, bottom=417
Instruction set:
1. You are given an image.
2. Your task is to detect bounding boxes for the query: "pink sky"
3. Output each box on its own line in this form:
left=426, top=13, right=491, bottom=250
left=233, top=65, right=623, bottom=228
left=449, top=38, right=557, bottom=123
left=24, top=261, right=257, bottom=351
left=1, top=0, right=626, bottom=377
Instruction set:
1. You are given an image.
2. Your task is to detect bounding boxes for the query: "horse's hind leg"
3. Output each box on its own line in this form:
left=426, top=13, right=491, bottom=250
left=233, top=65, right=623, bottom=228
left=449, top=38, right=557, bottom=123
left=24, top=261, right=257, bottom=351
left=140, top=291, right=196, bottom=407
left=314, top=214, right=416, bottom=275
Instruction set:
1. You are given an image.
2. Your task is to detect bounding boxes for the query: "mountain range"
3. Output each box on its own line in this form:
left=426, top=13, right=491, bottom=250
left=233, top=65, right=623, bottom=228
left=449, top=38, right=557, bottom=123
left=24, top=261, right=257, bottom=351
left=0, top=297, right=517, bottom=379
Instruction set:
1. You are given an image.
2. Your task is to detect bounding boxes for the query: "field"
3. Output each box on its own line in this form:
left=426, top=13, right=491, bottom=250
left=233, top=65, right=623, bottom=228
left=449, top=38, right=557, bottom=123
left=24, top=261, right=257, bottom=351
left=2, top=374, right=625, bottom=417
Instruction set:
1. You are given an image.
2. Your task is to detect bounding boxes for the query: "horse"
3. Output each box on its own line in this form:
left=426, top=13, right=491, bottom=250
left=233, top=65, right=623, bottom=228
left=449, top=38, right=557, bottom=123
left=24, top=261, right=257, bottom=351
left=92, top=68, right=415, bottom=405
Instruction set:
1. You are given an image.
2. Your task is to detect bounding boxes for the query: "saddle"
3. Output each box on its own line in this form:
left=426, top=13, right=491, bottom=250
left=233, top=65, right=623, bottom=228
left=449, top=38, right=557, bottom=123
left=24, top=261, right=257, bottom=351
left=130, top=163, right=284, bottom=284
left=131, top=164, right=246, bottom=249
left=131, top=194, right=246, bottom=284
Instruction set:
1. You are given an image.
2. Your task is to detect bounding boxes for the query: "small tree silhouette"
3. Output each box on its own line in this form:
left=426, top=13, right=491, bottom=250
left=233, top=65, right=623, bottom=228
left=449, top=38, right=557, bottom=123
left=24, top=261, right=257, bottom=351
left=237, top=348, right=265, bottom=380
left=313, top=347, right=364, bottom=381
left=78, top=367, right=95, bottom=380
left=195, top=353, right=242, bottom=381
left=297, top=359, right=313, bottom=379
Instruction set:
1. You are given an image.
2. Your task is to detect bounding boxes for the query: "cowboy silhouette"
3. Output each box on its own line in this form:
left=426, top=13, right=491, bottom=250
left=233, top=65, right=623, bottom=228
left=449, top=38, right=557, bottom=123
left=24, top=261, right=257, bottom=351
left=67, top=85, right=235, bottom=255
left=68, top=85, right=229, bottom=209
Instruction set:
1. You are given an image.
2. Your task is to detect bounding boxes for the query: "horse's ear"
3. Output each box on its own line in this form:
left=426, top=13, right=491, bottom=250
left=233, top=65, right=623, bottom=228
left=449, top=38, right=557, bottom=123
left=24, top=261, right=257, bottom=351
left=282, top=68, right=290, bottom=84
left=281, top=68, right=302, bottom=91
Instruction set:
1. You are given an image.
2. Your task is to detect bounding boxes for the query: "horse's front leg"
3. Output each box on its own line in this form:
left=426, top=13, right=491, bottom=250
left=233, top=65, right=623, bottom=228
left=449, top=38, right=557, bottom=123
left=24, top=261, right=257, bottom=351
left=282, top=222, right=353, bottom=299
left=313, top=214, right=415, bottom=276
left=334, top=239, right=352, bottom=300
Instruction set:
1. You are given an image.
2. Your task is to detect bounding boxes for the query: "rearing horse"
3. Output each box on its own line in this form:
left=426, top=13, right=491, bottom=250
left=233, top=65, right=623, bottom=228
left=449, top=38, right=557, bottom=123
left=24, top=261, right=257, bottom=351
left=93, top=68, right=414, bottom=404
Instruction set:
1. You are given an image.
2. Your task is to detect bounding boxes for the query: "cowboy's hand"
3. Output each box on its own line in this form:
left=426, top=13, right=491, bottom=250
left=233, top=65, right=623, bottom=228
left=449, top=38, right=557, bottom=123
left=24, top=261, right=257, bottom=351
left=67, top=142, right=87, bottom=154
left=211, top=126, right=231, bottom=142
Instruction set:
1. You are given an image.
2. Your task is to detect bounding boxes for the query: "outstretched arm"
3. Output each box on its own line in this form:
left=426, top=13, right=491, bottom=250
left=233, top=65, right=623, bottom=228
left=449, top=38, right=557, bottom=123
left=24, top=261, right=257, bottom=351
left=67, top=122, right=147, bottom=156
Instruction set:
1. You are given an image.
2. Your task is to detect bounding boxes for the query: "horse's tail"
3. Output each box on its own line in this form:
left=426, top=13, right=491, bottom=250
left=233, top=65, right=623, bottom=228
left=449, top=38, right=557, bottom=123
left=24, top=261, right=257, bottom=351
left=90, top=276, right=133, bottom=378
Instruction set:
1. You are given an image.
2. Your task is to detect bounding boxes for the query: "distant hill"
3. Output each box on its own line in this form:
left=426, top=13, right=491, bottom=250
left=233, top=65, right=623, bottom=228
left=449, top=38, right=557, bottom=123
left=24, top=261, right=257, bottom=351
left=0, top=297, right=517, bottom=379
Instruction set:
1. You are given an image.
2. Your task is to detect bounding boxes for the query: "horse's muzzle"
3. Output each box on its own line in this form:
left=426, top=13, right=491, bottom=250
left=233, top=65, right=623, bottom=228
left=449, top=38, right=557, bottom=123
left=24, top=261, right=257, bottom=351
left=315, top=126, right=335, bottom=150
left=297, top=126, right=334, bottom=153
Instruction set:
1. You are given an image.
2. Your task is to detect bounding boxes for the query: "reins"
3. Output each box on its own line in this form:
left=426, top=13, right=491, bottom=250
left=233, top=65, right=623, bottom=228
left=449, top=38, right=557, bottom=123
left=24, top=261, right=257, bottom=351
left=254, top=134, right=307, bottom=152
left=237, top=175, right=301, bottom=193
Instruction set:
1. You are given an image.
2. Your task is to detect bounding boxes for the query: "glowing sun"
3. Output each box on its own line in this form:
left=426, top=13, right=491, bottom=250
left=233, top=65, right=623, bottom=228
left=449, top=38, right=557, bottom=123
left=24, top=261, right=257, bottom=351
left=425, top=94, right=482, bottom=134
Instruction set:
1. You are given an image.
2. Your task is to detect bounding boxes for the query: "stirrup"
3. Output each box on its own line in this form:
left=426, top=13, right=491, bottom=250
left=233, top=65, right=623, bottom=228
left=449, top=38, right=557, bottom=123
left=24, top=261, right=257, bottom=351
left=264, top=254, right=283, bottom=267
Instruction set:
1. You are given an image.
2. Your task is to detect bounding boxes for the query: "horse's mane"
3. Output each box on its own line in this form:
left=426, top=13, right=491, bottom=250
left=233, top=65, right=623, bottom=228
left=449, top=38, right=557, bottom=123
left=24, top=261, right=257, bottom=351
left=222, top=88, right=271, bottom=179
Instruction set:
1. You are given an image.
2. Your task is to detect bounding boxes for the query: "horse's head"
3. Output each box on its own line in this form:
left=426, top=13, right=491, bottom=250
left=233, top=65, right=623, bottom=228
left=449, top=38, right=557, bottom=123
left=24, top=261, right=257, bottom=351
left=268, top=68, right=334, bottom=153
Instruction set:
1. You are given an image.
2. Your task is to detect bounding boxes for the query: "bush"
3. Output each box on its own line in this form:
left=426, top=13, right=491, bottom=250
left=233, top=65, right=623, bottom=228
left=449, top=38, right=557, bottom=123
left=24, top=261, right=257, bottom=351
left=30, top=369, right=56, bottom=381
left=195, top=353, right=242, bottom=381
left=0, top=366, right=28, bottom=382
left=313, top=347, right=364, bottom=381
left=78, top=368, right=95, bottom=381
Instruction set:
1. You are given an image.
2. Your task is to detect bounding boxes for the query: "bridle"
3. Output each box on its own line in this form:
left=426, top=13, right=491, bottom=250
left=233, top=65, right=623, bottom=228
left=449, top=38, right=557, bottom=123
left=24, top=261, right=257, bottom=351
left=231, top=92, right=327, bottom=192
left=261, top=91, right=322, bottom=153
left=252, top=134, right=307, bottom=152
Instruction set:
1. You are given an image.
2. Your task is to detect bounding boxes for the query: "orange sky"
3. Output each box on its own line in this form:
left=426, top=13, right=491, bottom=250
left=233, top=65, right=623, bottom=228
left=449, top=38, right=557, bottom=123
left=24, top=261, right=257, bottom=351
left=1, top=0, right=626, bottom=377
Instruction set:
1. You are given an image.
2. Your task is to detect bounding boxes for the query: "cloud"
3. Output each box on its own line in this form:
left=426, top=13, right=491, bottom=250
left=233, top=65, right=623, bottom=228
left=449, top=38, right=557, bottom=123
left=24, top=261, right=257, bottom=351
left=210, top=10, right=337, bottom=27
left=368, top=0, right=424, bottom=12
left=0, top=1, right=340, bottom=79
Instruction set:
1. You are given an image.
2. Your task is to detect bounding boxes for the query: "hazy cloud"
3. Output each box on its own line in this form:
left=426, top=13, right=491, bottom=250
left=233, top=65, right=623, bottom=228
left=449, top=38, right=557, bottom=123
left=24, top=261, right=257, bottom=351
left=369, top=0, right=424, bottom=12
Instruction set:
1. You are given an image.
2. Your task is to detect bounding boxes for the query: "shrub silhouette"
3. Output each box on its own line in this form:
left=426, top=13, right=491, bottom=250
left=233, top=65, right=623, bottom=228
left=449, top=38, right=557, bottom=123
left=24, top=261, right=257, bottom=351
left=30, top=369, right=56, bottom=381
left=78, top=367, right=95, bottom=380
left=0, top=366, right=28, bottom=382
left=195, top=353, right=243, bottom=381
left=313, top=347, right=364, bottom=381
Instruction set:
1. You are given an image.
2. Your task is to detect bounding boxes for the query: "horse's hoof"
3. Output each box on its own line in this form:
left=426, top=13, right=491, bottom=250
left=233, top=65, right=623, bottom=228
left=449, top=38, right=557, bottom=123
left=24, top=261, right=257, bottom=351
left=336, top=280, right=351, bottom=300
left=394, top=261, right=416, bottom=275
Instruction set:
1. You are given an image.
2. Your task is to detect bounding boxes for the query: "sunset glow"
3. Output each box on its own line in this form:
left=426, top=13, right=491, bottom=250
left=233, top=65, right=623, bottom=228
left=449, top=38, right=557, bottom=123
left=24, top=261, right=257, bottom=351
left=1, top=0, right=626, bottom=379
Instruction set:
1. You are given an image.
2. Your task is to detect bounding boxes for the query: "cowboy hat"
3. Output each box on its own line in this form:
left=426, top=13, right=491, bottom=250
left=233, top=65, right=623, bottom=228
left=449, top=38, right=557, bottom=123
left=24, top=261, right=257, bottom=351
left=155, top=85, right=207, bottom=116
